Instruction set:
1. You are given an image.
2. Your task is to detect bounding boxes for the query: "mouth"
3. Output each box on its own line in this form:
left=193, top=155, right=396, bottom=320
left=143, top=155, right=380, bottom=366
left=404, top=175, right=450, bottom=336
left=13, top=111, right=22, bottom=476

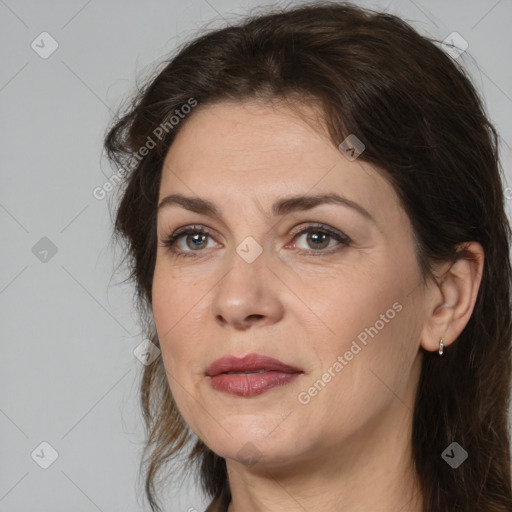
left=206, top=353, right=303, bottom=397
left=206, top=353, right=303, bottom=377
left=223, top=369, right=273, bottom=374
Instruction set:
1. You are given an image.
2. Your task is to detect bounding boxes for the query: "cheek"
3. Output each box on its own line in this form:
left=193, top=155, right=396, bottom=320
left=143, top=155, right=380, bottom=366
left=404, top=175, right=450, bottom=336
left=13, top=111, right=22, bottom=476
left=302, top=269, right=398, bottom=350
left=299, top=309, right=420, bottom=444
left=151, top=273, right=188, bottom=370
left=152, top=261, right=197, bottom=334
left=151, top=288, right=204, bottom=427
left=303, top=266, right=421, bottom=402
left=151, top=270, right=209, bottom=377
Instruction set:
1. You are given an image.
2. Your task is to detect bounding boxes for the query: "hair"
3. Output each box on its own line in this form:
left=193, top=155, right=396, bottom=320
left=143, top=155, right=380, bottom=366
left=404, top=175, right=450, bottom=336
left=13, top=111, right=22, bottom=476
left=103, top=2, right=512, bottom=511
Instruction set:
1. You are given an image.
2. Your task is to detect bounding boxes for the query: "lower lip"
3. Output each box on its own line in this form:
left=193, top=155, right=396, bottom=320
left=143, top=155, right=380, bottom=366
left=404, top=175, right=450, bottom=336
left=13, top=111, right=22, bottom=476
left=208, top=371, right=302, bottom=397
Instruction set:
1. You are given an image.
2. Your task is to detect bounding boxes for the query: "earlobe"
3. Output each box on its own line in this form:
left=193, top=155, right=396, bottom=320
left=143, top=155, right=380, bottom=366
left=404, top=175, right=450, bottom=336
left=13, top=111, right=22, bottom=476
left=420, top=241, right=485, bottom=354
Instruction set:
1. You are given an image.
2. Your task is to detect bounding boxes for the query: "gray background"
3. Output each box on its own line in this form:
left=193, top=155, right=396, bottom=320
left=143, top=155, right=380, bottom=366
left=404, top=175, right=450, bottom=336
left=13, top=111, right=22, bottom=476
left=1, top=0, right=511, bottom=511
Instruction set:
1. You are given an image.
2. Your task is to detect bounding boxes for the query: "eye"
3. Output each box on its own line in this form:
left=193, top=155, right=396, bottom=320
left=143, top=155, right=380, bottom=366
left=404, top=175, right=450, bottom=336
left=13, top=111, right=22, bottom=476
left=160, top=223, right=351, bottom=258
left=160, top=225, right=217, bottom=257
left=288, top=223, right=351, bottom=255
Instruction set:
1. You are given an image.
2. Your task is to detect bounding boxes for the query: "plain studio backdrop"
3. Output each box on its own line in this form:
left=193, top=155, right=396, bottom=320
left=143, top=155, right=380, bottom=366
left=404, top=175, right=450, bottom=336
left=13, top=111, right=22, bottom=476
left=1, top=0, right=511, bottom=511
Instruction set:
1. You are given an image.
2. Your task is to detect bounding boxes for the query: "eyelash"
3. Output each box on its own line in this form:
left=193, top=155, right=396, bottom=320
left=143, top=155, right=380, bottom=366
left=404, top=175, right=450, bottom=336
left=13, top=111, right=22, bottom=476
left=159, top=223, right=351, bottom=258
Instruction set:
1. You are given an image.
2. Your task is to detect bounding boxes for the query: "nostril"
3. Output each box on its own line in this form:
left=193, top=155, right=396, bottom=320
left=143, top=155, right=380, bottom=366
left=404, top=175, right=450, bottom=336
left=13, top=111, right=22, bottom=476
left=247, top=314, right=264, bottom=321
left=216, top=315, right=227, bottom=325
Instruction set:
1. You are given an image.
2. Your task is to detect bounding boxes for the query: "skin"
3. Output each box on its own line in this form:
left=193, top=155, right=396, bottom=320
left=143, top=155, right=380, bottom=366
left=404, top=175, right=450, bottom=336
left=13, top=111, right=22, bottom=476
left=151, top=99, right=484, bottom=512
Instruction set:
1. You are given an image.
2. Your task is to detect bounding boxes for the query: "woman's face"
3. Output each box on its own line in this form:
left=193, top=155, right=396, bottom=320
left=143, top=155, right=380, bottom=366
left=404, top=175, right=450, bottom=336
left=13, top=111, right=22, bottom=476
left=152, top=100, right=429, bottom=470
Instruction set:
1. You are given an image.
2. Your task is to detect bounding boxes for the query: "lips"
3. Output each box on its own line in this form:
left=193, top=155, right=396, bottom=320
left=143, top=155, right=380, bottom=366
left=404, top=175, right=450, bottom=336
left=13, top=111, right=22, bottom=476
left=206, top=353, right=303, bottom=377
left=206, top=353, right=304, bottom=397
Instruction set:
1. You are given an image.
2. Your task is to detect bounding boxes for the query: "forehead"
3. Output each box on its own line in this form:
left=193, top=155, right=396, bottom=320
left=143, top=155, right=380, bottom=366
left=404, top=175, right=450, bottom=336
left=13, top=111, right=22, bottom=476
left=159, top=100, right=403, bottom=228
left=163, top=100, right=331, bottom=175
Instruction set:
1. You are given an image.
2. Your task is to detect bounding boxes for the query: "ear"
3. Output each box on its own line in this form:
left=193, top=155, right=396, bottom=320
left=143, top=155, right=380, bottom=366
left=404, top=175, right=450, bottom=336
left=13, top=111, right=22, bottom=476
left=420, top=242, right=484, bottom=353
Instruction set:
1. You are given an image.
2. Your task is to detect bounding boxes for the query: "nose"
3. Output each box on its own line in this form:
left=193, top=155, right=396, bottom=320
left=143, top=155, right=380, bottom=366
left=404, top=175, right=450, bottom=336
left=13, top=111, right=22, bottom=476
left=210, top=249, right=285, bottom=330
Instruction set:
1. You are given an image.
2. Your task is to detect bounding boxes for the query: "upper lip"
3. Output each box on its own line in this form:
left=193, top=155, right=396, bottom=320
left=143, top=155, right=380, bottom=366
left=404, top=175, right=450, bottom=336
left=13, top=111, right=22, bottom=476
left=206, top=353, right=303, bottom=377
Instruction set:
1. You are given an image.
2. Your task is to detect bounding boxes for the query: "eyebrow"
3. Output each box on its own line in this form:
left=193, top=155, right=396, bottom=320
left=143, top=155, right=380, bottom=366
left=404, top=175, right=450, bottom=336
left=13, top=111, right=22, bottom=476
left=157, top=192, right=374, bottom=222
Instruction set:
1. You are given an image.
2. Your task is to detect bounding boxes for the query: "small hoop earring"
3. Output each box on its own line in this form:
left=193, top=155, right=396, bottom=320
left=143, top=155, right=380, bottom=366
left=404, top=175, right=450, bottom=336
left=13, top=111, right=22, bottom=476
left=438, top=337, right=444, bottom=356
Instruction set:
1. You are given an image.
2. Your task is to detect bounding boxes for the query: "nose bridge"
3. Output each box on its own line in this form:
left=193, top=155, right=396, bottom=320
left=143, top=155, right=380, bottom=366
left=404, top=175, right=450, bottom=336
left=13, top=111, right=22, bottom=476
left=210, top=237, right=283, bottom=328
left=217, top=238, right=267, bottom=303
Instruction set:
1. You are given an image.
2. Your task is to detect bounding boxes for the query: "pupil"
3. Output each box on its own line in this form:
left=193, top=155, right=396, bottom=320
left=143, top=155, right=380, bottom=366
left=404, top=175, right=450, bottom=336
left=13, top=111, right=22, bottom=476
left=309, top=232, right=329, bottom=249
left=188, top=233, right=207, bottom=249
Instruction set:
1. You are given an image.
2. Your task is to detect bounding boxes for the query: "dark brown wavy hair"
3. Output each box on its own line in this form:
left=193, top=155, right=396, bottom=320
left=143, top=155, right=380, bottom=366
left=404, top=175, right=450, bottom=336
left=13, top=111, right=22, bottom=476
left=103, top=2, right=512, bottom=511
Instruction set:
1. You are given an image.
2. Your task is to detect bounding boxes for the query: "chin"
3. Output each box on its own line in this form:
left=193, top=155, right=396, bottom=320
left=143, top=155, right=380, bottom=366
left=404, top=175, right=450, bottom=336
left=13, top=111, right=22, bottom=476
left=205, top=422, right=299, bottom=464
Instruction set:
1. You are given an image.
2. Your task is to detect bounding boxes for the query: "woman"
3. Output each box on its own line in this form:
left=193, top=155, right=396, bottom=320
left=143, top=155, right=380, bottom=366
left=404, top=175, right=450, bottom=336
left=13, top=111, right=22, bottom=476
left=103, top=2, right=512, bottom=511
